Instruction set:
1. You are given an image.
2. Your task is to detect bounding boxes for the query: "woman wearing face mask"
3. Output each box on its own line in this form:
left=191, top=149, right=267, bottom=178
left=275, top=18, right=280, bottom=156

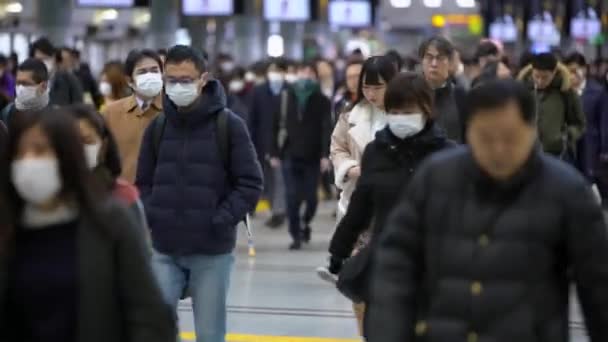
left=71, top=104, right=147, bottom=233
left=101, top=50, right=164, bottom=183
left=0, top=108, right=176, bottom=342
left=320, top=54, right=397, bottom=335
left=321, top=72, right=454, bottom=336
left=99, top=61, right=130, bottom=111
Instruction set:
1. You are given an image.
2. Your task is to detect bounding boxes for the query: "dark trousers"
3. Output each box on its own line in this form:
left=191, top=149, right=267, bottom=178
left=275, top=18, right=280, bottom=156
left=282, top=158, right=320, bottom=243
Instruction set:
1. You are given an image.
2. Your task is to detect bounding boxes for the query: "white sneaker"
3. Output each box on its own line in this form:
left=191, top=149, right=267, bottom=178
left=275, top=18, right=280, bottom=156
left=316, top=266, right=338, bottom=284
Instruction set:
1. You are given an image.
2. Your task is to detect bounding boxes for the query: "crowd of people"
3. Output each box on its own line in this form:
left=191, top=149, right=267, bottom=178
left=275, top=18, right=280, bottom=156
left=0, top=33, right=607, bottom=342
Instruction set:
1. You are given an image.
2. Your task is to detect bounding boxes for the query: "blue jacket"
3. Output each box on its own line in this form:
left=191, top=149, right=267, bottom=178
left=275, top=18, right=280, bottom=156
left=577, top=80, right=608, bottom=181
left=136, top=80, right=263, bottom=255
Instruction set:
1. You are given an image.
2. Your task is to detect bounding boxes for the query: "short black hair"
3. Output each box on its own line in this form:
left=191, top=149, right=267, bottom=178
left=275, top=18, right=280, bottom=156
left=17, top=58, right=49, bottom=83
left=465, top=79, right=535, bottom=125
left=30, top=37, right=56, bottom=58
left=385, top=50, right=404, bottom=71
left=384, top=72, right=434, bottom=119
left=350, top=55, right=398, bottom=110
left=165, top=45, right=208, bottom=73
left=267, top=57, right=288, bottom=72
left=475, top=41, right=499, bottom=60
left=157, top=48, right=167, bottom=57
left=124, top=49, right=163, bottom=78
left=564, top=52, right=587, bottom=67
left=418, top=36, right=454, bottom=59
left=532, top=53, right=558, bottom=71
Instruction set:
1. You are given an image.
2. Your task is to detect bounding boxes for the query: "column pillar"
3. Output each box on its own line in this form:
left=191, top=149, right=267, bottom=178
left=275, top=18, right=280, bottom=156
left=148, top=0, right=179, bottom=50
left=36, top=0, right=72, bottom=45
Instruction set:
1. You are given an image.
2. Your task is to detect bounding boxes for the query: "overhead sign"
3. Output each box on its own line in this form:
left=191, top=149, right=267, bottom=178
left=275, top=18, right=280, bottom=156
left=329, top=1, right=371, bottom=27
left=264, top=0, right=310, bottom=21
left=489, top=15, right=518, bottom=43
left=76, top=0, right=134, bottom=7
left=182, top=0, right=234, bottom=16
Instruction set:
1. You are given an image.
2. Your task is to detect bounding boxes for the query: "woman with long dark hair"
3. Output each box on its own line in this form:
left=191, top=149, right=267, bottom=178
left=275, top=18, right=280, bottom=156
left=0, top=108, right=175, bottom=342
left=323, top=55, right=398, bottom=335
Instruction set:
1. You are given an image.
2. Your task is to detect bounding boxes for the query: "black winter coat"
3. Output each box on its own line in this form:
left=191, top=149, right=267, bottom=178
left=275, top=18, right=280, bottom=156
left=329, top=123, right=452, bottom=260
left=367, top=147, right=608, bottom=342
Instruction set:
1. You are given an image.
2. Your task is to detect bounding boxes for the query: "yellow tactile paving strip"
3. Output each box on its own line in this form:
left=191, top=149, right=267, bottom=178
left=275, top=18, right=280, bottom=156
left=180, top=333, right=359, bottom=342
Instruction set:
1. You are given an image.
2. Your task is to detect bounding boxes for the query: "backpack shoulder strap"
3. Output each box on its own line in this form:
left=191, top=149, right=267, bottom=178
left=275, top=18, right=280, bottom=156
left=216, top=109, right=231, bottom=170
left=0, top=103, right=14, bottom=126
left=152, top=112, right=166, bottom=165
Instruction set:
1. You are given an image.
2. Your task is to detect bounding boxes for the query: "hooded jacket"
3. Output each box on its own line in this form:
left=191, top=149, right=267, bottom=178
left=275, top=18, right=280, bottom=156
left=518, top=63, right=586, bottom=155
left=135, top=80, right=263, bottom=255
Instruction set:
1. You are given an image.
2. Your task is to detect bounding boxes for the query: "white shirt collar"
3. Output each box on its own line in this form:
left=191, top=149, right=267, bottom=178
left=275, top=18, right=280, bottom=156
left=135, top=96, right=149, bottom=110
left=577, top=79, right=587, bottom=96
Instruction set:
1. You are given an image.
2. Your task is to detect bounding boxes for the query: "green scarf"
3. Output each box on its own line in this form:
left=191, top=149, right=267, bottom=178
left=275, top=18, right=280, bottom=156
left=294, top=80, right=320, bottom=107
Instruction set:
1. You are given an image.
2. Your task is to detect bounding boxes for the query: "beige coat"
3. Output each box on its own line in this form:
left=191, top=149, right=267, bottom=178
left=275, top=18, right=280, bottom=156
left=330, top=102, right=386, bottom=220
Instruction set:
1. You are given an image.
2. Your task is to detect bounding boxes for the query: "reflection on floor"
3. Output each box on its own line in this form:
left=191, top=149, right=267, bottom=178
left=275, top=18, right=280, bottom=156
left=177, top=202, right=589, bottom=342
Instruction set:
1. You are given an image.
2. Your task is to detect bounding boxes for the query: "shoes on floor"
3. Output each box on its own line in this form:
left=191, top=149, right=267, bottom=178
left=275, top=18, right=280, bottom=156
left=289, top=241, right=302, bottom=251
left=316, top=266, right=338, bottom=285
left=265, top=214, right=285, bottom=229
left=302, top=226, right=312, bottom=243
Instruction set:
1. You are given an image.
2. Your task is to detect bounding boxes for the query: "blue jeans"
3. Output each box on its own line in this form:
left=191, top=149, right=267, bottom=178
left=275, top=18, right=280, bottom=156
left=152, top=251, right=234, bottom=342
left=281, top=158, right=320, bottom=243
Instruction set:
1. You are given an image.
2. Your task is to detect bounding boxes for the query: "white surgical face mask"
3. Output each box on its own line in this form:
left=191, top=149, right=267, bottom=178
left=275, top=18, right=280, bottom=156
left=84, top=143, right=101, bottom=169
left=16, top=85, right=39, bottom=104
left=99, top=81, right=112, bottom=96
left=267, top=71, right=284, bottom=83
left=12, top=158, right=62, bottom=205
left=15, top=84, right=49, bottom=111
left=285, top=73, right=299, bottom=84
left=135, top=72, right=163, bottom=98
left=229, top=80, right=245, bottom=93
left=165, top=82, right=200, bottom=107
left=387, top=113, right=426, bottom=139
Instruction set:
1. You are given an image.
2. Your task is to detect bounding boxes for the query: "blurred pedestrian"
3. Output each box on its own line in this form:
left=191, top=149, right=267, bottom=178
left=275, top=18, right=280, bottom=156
left=67, top=48, right=103, bottom=108
left=419, top=36, right=466, bottom=142
left=0, top=107, right=176, bottom=342
left=471, top=60, right=512, bottom=88
left=1, top=58, right=51, bottom=128
left=385, top=50, right=404, bottom=71
left=270, top=61, right=331, bottom=250
left=565, top=52, right=608, bottom=200
left=321, top=72, right=453, bottom=335
left=0, top=54, right=16, bottom=100
left=30, top=37, right=83, bottom=106
left=135, top=45, right=262, bottom=342
left=249, top=58, right=291, bottom=228
left=102, top=50, right=164, bottom=183
left=317, top=59, right=337, bottom=100
left=71, top=104, right=147, bottom=232
left=517, top=53, right=585, bottom=161
left=333, top=59, right=363, bottom=125
left=475, top=40, right=501, bottom=68
left=367, top=79, right=608, bottom=342
left=99, top=61, right=130, bottom=110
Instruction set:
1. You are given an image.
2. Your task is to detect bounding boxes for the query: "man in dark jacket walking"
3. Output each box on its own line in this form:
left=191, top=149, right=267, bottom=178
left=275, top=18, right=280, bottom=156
left=367, top=79, right=608, bottom=342
left=270, top=62, right=331, bottom=250
left=565, top=52, right=608, bottom=200
left=135, top=45, right=263, bottom=342
left=419, top=36, right=466, bottom=143
left=30, top=38, right=83, bottom=106
left=518, top=53, right=586, bottom=161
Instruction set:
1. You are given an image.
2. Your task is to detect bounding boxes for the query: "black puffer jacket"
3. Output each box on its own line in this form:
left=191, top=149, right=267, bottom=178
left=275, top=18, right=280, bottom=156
left=329, top=123, right=453, bottom=260
left=367, top=146, right=608, bottom=342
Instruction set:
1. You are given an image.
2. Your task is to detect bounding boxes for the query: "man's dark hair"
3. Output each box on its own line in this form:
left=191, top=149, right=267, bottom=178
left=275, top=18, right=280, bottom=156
left=418, top=36, right=454, bottom=59
left=532, top=53, right=558, bottom=71
left=165, top=45, right=208, bottom=73
left=124, top=49, right=164, bottom=78
left=564, top=52, right=587, bottom=67
left=30, top=37, right=56, bottom=58
left=475, top=41, right=499, bottom=60
left=17, top=58, right=49, bottom=83
left=267, top=57, right=288, bottom=72
left=465, top=79, right=536, bottom=125
left=385, top=50, right=404, bottom=71
left=385, top=72, right=435, bottom=119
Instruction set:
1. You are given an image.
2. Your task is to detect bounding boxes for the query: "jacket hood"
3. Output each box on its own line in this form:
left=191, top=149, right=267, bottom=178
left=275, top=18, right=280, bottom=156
left=517, top=63, right=572, bottom=92
left=376, top=121, right=448, bottom=148
left=347, top=101, right=380, bottom=125
left=163, top=79, right=227, bottom=125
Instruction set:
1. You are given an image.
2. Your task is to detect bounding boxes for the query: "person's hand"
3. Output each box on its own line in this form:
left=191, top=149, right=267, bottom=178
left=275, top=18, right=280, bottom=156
left=321, top=158, right=331, bottom=173
left=270, top=157, right=281, bottom=168
left=347, top=166, right=361, bottom=180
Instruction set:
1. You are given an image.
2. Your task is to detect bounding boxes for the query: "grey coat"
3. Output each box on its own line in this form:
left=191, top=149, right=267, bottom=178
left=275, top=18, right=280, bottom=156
left=0, top=200, right=177, bottom=342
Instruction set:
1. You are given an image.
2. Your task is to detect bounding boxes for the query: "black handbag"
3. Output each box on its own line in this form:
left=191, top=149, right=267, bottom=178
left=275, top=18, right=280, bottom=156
left=336, top=245, right=372, bottom=303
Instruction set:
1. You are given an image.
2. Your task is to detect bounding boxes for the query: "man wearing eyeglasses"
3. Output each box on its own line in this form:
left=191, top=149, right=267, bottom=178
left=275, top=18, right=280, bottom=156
left=419, top=36, right=467, bottom=143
